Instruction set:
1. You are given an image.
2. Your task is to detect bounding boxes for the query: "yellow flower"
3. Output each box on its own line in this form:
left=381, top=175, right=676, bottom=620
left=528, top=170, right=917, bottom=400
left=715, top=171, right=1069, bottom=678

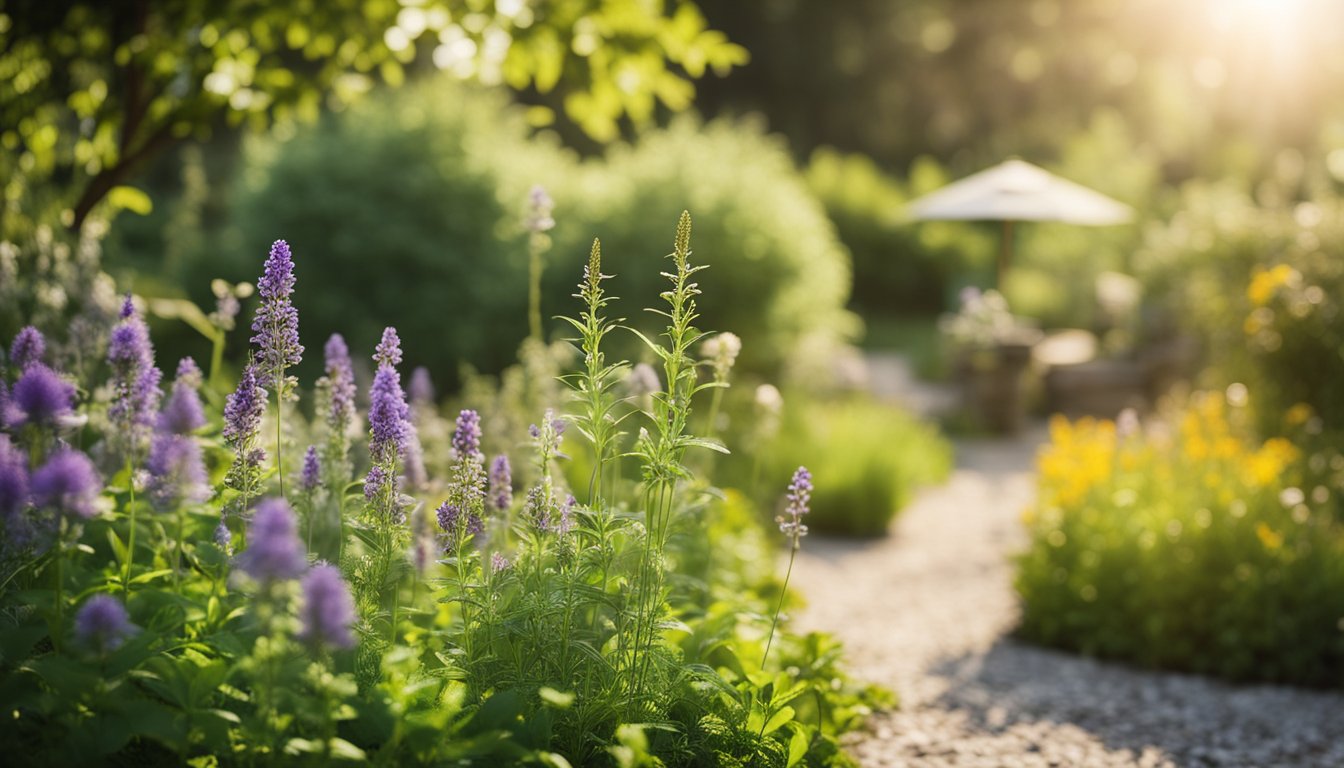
left=1247, top=264, right=1298, bottom=307
left=1255, top=522, right=1283, bottom=552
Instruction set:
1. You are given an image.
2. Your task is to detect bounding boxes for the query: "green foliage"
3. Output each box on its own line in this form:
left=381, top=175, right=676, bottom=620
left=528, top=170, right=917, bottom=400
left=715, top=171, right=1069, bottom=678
left=0, top=211, right=883, bottom=765
left=0, top=0, right=743, bottom=235
left=550, top=116, right=860, bottom=378
left=1017, top=398, right=1344, bottom=686
left=1138, top=179, right=1344, bottom=438
left=205, top=85, right=856, bottom=385
left=729, top=394, right=952, bottom=537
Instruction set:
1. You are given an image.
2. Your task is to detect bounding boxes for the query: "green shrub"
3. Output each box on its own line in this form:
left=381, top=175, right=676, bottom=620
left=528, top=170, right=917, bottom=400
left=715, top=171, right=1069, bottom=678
left=549, top=116, right=860, bottom=378
left=733, top=394, right=952, bottom=537
left=203, top=81, right=575, bottom=387
left=1139, top=182, right=1344, bottom=438
left=1016, top=396, right=1344, bottom=686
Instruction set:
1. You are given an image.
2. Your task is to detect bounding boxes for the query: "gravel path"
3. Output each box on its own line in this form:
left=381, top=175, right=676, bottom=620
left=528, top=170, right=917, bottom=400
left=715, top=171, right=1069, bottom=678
left=792, top=427, right=1344, bottom=768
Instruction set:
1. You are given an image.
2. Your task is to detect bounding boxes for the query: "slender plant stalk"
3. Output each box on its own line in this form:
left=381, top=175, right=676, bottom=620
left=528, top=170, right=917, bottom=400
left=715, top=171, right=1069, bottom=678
left=122, top=455, right=137, bottom=597
left=761, top=547, right=797, bottom=671
left=275, top=392, right=285, bottom=498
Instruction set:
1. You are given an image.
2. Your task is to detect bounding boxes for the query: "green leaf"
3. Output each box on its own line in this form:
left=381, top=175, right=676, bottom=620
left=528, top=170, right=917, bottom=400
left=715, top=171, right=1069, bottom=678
left=538, top=686, right=574, bottom=709
left=787, top=723, right=810, bottom=767
left=762, top=704, right=795, bottom=735
left=107, top=185, right=153, bottom=215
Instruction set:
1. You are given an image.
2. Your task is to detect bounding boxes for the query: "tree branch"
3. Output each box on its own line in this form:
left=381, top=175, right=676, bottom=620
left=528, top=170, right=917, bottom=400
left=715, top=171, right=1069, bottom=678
left=68, top=117, right=179, bottom=232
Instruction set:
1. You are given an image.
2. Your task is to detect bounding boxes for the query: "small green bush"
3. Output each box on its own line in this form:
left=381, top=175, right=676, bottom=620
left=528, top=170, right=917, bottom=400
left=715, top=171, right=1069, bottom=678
left=736, top=394, right=952, bottom=537
left=1016, top=396, right=1344, bottom=686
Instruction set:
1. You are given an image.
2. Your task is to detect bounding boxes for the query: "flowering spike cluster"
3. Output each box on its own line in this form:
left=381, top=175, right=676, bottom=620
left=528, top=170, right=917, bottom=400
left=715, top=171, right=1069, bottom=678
left=701, top=332, right=742, bottom=382
left=214, top=517, right=233, bottom=553
left=453, top=409, right=482, bottom=463
left=366, top=364, right=410, bottom=518
left=318, top=334, right=357, bottom=489
left=250, top=240, right=303, bottom=395
left=557, top=495, right=576, bottom=537
left=374, top=327, right=402, bottom=369
left=408, top=366, right=434, bottom=407
left=223, top=364, right=266, bottom=448
left=238, top=498, right=307, bottom=583
left=4, top=364, right=76, bottom=429
left=525, top=184, right=556, bottom=234
left=0, top=437, right=30, bottom=541
left=9, top=326, right=45, bottom=370
left=776, top=466, right=813, bottom=550
left=107, top=297, right=162, bottom=456
left=528, top=409, right=567, bottom=468
left=300, top=446, right=321, bottom=492
left=158, top=358, right=206, bottom=436
left=32, top=448, right=102, bottom=520
left=490, top=552, right=511, bottom=574
left=523, top=483, right=555, bottom=533
left=74, top=594, right=136, bottom=653
left=488, top=454, right=512, bottom=512
left=146, top=432, right=209, bottom=511
left=435, top=500, right=483, bottom=554
left=298, top=564, right=356, bottom=650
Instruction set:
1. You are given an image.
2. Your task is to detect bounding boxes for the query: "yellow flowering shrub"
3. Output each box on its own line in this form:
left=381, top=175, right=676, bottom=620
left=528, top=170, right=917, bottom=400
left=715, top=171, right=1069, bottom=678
left=1017, top=391, right=1344, bottom=686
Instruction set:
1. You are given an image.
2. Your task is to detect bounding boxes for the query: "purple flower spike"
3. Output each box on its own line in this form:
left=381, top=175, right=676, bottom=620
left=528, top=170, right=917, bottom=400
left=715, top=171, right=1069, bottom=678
left=0, top=436, right=29, bottom=526
left=74, top=594, right=136, bottom=653
left=223, top=365, right=267, bottom=447
left=214, top=518, right=232, bottom=552
left=525, top=185, right=555, bottom=234
left=453, top=409, right=482, bottom=462
left=324, top=334, right=356, bottom=426
left=408, top=366, right=434, bottom=407
left=488, top=455, right=512, bottom=512
left=300, top=446, right=321, bottom=492
left=368, top=366, right=409, bottom=459
left=776, top=466, right=812, bottom=549
left=9, top=326, right=45, bottom=370
left=5, top=364, right=75, bottom=429
left=146, top=433, right=209, bottom=511
left=435, top=500, right=481, bottom=553
left=250, top=240, right=303, bottom=390
left=364, top=465, right=387, bottom=501
left=374, top=327, right=402, bottom=369
left=490, top=552, right=511, bottom=574
left=557, top=495, right=576, bottom=537
left=32, top=448, right=101, bottom=520
left=523, top=484, right=552, bottom=532
left=158, top=359, right=207, bottom=436
left=238, top=498, right=307, bottom=583
left=298, top=564, right=356, bottom=650
left=107, top=299, right=161, bottom=449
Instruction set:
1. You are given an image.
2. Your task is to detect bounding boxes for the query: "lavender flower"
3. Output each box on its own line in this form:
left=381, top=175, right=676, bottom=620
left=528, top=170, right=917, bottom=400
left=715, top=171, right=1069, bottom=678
left=300, top=446, right=321, bottom=492
left=490, top=552, right=511, bottom=574
left=436, top=500, right=482, bottom=553
left=74, top=594, right=136, bottom=653
left=323, top=334, right=357, bottom=428
left=453, top=409, right=482, bottom=462
left=557, top=495, right=576, bottom=537
left=297, top=564, right=356, bottom=650
left=4, top=364, right=75, bottom=429
left=523, top=484, right=553, bottom=532
left=32, top=448, right=102, bottom=520
left=107, top=295, right=162, bottom=444
left=408, top=366, right=434, bottom=407
left=776, top=466, right=812, bottom=550
left=366, top=356, right=409, bottom=515
left=250, top=240, right=303, bottom=393
left=374, top=327, right=402, bottom=369
left=525, top=185, right=556, bottom=234
left=0, top=436, right=29, bottom=529
left=237, top=498, right=307, bottom=583
left=214, top=518, right=232, bottom=552
left=146, top=433, right=209, bottom=511
left=9, top=326, right=45, bottom=370
left=488, top=454, right=512, bottom=512
left=364, top=466, right=387, bottom=502
left=157, top=358, right=206, bottom=435
left=223, top=365, right=267, bottom=448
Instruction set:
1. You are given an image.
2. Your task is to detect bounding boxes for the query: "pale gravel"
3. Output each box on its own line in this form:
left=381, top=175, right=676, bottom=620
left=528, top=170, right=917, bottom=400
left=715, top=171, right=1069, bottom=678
left=791, top=424, right=1344, bottom=767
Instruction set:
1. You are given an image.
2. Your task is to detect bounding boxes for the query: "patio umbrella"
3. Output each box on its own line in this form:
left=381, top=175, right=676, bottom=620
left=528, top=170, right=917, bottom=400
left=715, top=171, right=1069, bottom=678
left=905, top=158, right=1133, bottom=288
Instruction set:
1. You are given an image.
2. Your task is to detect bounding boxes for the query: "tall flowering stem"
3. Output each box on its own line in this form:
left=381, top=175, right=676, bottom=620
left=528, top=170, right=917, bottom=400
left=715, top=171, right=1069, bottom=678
left=558, top=239, right=626, bottom=506
left=763, top=467, right=812, bottom=671
left=250, top=240, right=303, bottom=497
left=525, top=185, right=556, bottom=342
left=362, top=328, right=410, bottom=646
left=223, top=362, right=268, bottom=522
left=107, top=295, right=161, bottom=596
left=625, top=212, right=724, bottom=709
left=317, top=333, right=356, bottom=493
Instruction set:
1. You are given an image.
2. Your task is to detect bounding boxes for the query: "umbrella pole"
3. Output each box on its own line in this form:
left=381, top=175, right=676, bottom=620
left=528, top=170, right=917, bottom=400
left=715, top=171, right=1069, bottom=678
left=997, top=220, right=1015, bottom=290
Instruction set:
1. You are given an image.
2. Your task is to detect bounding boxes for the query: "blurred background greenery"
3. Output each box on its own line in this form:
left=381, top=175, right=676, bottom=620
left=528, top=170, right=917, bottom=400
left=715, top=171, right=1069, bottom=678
left=7, top=0, right=1344, bottom=536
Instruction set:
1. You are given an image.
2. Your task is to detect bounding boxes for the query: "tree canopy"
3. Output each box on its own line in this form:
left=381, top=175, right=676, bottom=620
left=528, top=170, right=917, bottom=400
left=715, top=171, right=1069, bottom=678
left=0, top=0, right=746, bottom=234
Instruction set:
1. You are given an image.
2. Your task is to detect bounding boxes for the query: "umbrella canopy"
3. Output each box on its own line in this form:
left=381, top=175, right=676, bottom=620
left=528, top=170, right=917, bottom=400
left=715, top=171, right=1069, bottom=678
left=906, top=159, right=1133, bottom=288
left=907, top=158, right=1132, bottom=225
